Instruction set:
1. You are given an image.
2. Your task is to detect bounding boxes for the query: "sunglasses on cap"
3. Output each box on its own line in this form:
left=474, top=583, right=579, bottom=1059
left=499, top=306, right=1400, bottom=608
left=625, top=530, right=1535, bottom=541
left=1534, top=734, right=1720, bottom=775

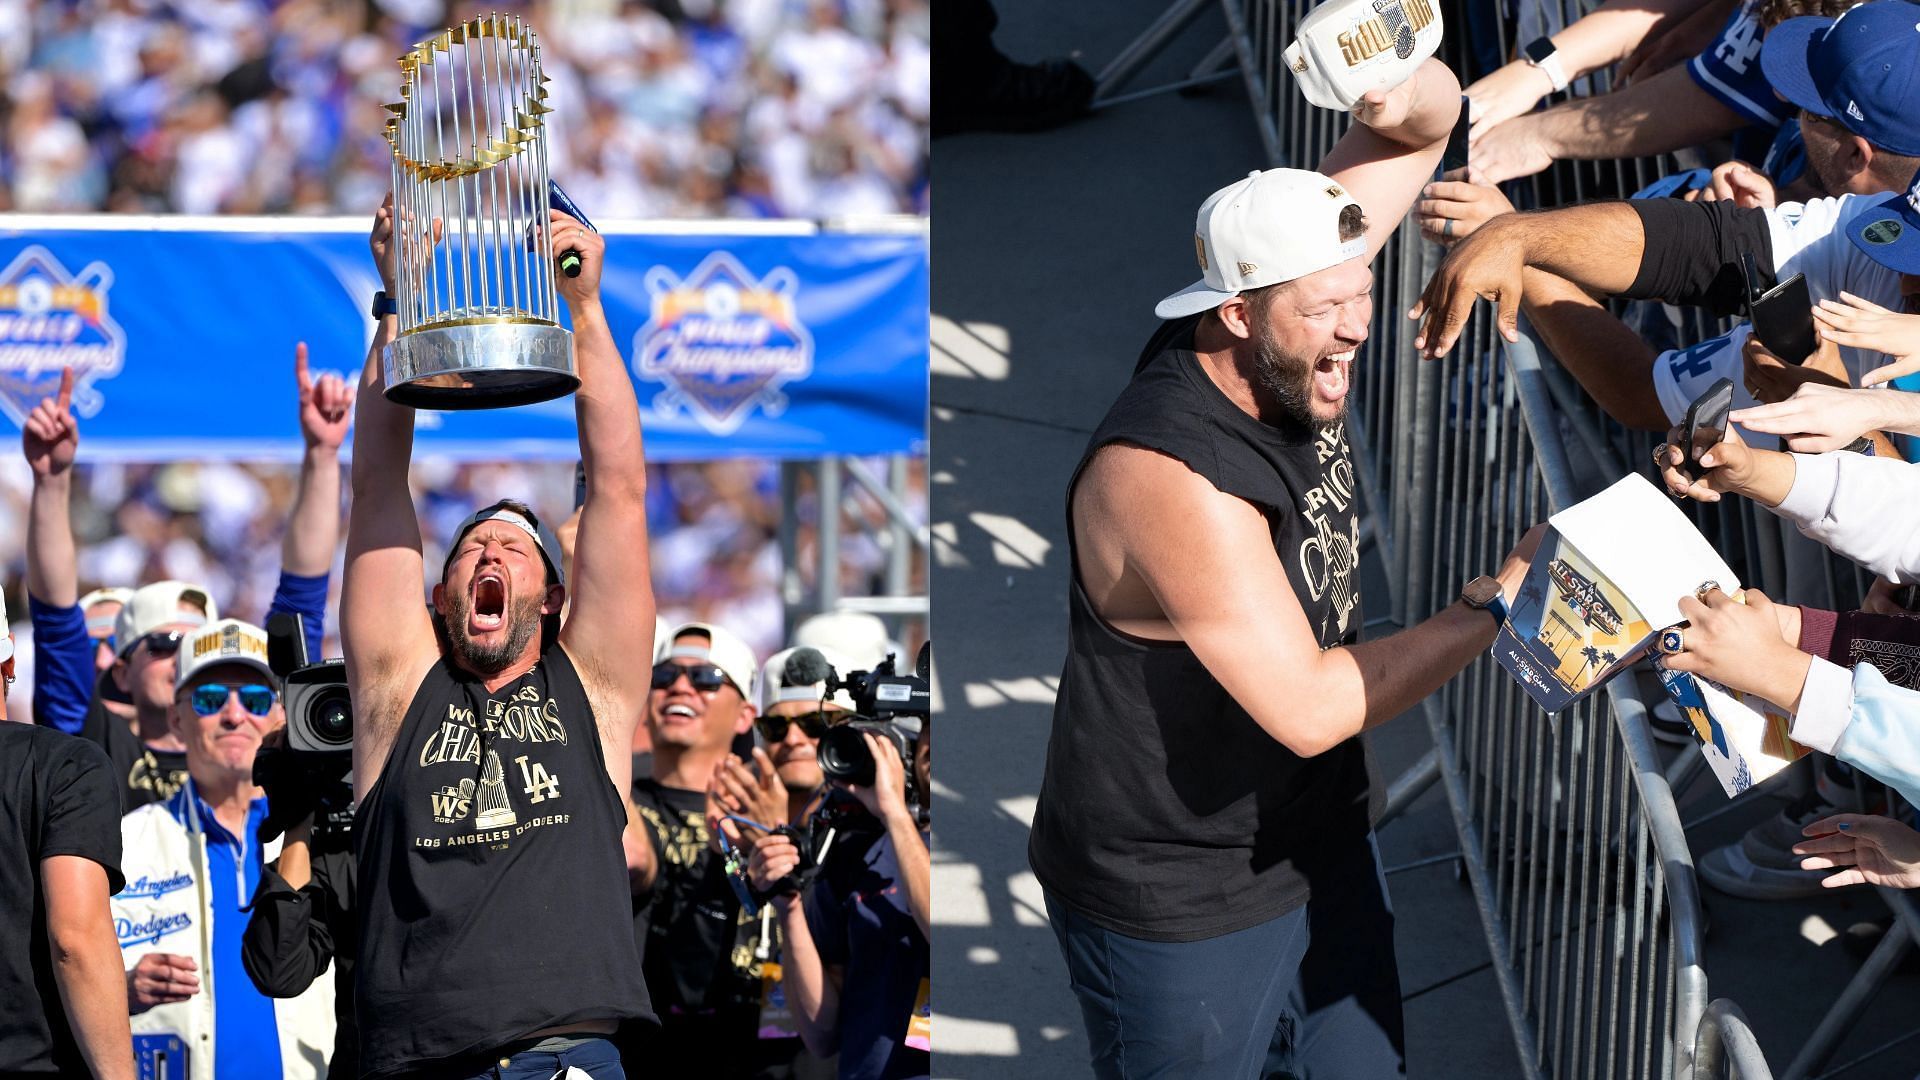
left=755, top=710, right=840, bottom=743
left=650, top=661, right=735, bottom=694
left=184, top=683, right=278, bottom=718
left=132, top=630, right=185, bottom=659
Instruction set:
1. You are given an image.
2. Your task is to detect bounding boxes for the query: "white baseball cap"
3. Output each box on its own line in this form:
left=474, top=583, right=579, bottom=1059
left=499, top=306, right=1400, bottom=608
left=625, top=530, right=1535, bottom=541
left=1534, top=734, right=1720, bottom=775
left=653, top=615, right=672, bottom=664
left=174, top=618, right=276, bottom=689
left=115, top=581, right=217, bottom=658
left=1284, top=0, right=1443, bottom=112
left=664, top=622, right=758, bottom=705
left=1154, top=169, right=1369, bottom=320
left=759, top=646, right=859, bottom=714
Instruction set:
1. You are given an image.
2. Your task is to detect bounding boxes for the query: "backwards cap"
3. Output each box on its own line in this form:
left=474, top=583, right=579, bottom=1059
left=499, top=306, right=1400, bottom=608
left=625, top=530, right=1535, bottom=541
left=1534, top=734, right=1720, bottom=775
left=759, top=646, right=859, bottom=714
left=664, top=622, right=759, bottom=705
left=444, top=501, right=565, bottom=586
left=1154, top=169, right=1368, bottom=320
left=116, top=581, right=217, bottom=658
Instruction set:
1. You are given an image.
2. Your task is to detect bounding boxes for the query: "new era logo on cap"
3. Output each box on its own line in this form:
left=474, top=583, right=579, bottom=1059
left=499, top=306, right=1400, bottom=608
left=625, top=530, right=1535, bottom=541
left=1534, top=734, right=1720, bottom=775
left=1762, top=2, right=1920, bottom=157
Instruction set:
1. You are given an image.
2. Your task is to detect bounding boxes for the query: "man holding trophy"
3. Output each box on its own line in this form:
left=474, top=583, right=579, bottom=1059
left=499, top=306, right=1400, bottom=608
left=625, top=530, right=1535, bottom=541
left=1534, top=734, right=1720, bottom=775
left=342, top=15, right=657, bottom=1079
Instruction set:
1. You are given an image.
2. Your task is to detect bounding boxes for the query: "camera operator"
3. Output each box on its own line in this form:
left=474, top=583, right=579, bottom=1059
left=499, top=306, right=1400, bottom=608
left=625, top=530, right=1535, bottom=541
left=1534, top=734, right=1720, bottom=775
left=113, top=618, right=334, bottom=1079
left=747, top=713, right=930, bottom=1080
left=242, top=634, right=358, bottom=1080
left=0, top=598, right=136, bottom=1080
left=22, top=346, right=347, bottom=811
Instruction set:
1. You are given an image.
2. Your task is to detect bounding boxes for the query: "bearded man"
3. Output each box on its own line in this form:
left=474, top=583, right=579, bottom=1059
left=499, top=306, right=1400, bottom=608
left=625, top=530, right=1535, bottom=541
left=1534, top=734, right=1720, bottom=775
left=342, top=198, right=655, bottom=1080
left=1026, top=59, right=1544, bottom=1080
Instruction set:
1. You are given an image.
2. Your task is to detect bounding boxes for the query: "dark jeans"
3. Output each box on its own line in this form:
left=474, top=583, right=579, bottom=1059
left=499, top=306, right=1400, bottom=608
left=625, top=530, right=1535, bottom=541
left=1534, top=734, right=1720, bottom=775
left=1046, top=834, right=1405, bottom=1080
left=464, top=1036, right=626, bottom=1080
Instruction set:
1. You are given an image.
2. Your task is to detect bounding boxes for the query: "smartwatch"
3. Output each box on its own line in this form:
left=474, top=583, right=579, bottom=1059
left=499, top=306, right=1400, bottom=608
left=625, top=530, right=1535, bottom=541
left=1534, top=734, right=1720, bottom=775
left=1459, top=575, right=1511, bottom=625
left=370, top=290, right=398, bottom=319
left=1522, top=36, right=1570, bottom=93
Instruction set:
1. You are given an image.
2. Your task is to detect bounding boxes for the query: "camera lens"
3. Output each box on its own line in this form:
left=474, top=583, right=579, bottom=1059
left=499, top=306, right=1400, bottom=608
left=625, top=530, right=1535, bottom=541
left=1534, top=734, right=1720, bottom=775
left=818, top=724, right=875, bottom=787
left=306, top=686, right=353, bottom=748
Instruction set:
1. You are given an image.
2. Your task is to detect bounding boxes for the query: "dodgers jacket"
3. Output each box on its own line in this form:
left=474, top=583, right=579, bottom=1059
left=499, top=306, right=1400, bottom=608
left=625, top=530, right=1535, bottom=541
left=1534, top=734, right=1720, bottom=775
left=113, top=780, right=334, bottom=1079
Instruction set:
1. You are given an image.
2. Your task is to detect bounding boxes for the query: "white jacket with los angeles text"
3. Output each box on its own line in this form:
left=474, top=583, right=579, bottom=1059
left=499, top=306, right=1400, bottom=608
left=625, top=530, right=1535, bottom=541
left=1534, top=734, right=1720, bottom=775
left=112, top=779, right=333, bottom=1080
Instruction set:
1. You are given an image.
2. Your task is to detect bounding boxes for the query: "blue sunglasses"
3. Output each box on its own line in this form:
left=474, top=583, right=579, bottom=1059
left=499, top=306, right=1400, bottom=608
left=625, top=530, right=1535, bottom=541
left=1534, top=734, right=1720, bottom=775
left=186, top=683, right=277, bottom=718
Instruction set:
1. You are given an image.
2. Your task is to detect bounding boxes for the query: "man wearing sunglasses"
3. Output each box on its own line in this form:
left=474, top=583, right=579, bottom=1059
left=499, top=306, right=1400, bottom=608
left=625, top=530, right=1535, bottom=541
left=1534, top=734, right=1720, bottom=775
left=628, top=622, right=772, bottom=1074
left=22, top=350, right=347, bottom=814
left=750, top=645, right=857, bottom=828
left=346, top=204, right=657, bottom=1079
left=113, top=618, right=335, bottom=1080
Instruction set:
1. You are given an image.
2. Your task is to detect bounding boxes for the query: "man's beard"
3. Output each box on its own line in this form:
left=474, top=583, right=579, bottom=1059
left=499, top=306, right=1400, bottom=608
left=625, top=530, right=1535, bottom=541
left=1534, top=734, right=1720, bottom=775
left=1250, top=316, right=1346, bottom=431
left=443, top=587, right=543, bottom=675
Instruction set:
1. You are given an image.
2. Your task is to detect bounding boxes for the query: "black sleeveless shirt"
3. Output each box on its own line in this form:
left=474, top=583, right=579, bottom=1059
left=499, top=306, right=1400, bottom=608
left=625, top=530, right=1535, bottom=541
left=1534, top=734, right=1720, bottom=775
left=354, top=643, right=655, bottom=1078
left=1028, top=316, right=1383, bottom=943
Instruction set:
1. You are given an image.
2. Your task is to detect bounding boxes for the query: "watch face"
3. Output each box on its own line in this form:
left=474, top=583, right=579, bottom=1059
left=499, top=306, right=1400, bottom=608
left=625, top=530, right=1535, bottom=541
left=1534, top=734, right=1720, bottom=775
left=1523, top=38, right=1556, bottom=64
left=1462, top=576, right=1503, bottom=607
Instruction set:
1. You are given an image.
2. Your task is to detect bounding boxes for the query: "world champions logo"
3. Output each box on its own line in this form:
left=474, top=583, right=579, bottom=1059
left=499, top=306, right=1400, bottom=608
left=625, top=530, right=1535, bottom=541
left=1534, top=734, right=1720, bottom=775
left=0, top=246, right=124, bottom=425
left=632, top=251, right=814, bottom=435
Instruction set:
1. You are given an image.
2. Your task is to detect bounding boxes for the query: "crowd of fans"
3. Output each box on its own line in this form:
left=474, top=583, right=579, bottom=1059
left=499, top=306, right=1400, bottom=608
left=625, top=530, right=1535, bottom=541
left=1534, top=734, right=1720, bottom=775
left=1406, top=0, right=1920, bottom=985
left=0, top=0, right=929, bottom=219
left=0, top=454, right=924, bottom=723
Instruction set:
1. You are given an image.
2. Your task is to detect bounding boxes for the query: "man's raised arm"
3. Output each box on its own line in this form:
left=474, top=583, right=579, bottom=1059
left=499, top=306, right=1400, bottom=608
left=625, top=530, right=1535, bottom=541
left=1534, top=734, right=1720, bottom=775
left=549, top=210, right=656, bottom=795
left=1318, top=57, right=1462, bottom=260
left=22, top=369, right=97, bottom=736
left=270, top=342, right=352, bottom=663
left=344, top=196, right=438, bottom=800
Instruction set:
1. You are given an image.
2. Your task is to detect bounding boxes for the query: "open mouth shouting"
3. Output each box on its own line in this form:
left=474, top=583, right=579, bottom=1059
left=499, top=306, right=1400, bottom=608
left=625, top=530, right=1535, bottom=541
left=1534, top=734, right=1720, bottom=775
left=1313, top=349, right=1355, bottom=404
left=470, top=571, right=508, bottom=635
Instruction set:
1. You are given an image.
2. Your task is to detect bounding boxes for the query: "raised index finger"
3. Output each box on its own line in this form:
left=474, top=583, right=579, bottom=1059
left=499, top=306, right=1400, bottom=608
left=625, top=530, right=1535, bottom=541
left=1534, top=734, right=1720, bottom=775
left=294, top=342, right=311, bottom=392
left=55, top=366, right=72, bottom=412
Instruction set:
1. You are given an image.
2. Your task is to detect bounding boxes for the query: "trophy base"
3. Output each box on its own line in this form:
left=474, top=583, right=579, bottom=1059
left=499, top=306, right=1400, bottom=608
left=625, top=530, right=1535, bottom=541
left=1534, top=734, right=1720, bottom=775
left=383, top=318, right=578, bottom=410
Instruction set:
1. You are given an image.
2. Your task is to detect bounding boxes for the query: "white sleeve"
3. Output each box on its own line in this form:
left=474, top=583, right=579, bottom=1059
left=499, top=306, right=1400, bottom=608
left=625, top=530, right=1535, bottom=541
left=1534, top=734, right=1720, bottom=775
left=1648, top=325, right=1782, bottom=450
left=1770, top=450, right=1920, bottom=583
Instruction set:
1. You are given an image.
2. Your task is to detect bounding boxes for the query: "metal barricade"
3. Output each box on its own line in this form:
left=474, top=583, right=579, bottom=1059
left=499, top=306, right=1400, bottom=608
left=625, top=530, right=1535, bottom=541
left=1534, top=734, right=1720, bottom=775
left=1696, top=1000, right=1776, bottom=1080
left=1199, top=0, right=1920, bottom=1069
left=1213, top=0, right=1737, bottom=1073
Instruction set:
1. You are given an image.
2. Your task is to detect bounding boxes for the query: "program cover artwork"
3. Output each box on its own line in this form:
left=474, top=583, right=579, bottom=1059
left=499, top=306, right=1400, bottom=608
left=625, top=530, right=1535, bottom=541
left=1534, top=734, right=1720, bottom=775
left=1494, top=475, right=1738, bottom=714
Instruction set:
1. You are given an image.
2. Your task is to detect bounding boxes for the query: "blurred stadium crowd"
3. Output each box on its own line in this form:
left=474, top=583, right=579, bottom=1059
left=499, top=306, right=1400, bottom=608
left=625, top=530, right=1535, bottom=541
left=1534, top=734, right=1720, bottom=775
left=0, top=455, right=929, bottom=721
left=0, top=0, right=930, bottom=218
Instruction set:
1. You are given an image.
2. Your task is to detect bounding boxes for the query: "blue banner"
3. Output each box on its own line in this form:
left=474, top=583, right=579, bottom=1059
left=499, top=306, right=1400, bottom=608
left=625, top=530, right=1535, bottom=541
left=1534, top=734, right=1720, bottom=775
left=0, top=220, right=927, bottom=461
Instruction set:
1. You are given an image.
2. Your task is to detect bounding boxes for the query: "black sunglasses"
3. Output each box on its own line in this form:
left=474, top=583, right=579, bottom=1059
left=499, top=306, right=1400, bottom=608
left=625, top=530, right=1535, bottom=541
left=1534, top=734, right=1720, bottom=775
left=650, top=661, right=733, bottom=693
left=755, top=710, right=839, bottom=742
left=135, top=630, right=185, bottom=659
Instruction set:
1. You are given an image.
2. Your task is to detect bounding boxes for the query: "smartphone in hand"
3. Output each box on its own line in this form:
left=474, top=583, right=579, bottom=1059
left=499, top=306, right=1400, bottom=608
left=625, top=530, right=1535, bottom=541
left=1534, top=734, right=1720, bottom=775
left=1681, top=377, right=1734, bottom=481
left=1742, top=251, right=1816, bottom=364
left=1441, top=97, right=1470, bottom=176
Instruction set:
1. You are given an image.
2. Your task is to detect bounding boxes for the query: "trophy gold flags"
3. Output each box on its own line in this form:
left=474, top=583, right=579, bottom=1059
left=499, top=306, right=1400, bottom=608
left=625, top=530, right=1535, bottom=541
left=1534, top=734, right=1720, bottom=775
left=381, top=13, right=575, bottom=409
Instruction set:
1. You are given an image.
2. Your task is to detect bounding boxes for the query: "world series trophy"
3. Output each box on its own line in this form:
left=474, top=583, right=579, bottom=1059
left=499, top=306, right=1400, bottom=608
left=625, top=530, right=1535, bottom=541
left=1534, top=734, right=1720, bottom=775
left=381, top=12, right=576, bottom=409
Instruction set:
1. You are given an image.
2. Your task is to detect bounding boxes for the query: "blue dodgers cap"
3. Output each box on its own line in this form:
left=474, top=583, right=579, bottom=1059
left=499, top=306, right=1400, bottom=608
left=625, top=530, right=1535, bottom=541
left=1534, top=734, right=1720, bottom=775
left=1762, top=3, right=1920, bottom=156
left=1844, top=167, right=1920, bottom=273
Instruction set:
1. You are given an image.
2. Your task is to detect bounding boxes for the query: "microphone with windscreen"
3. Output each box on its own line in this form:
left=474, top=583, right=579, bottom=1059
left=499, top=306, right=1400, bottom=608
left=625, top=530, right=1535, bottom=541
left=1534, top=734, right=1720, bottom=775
left=783, top=647, right=835, bottom=689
